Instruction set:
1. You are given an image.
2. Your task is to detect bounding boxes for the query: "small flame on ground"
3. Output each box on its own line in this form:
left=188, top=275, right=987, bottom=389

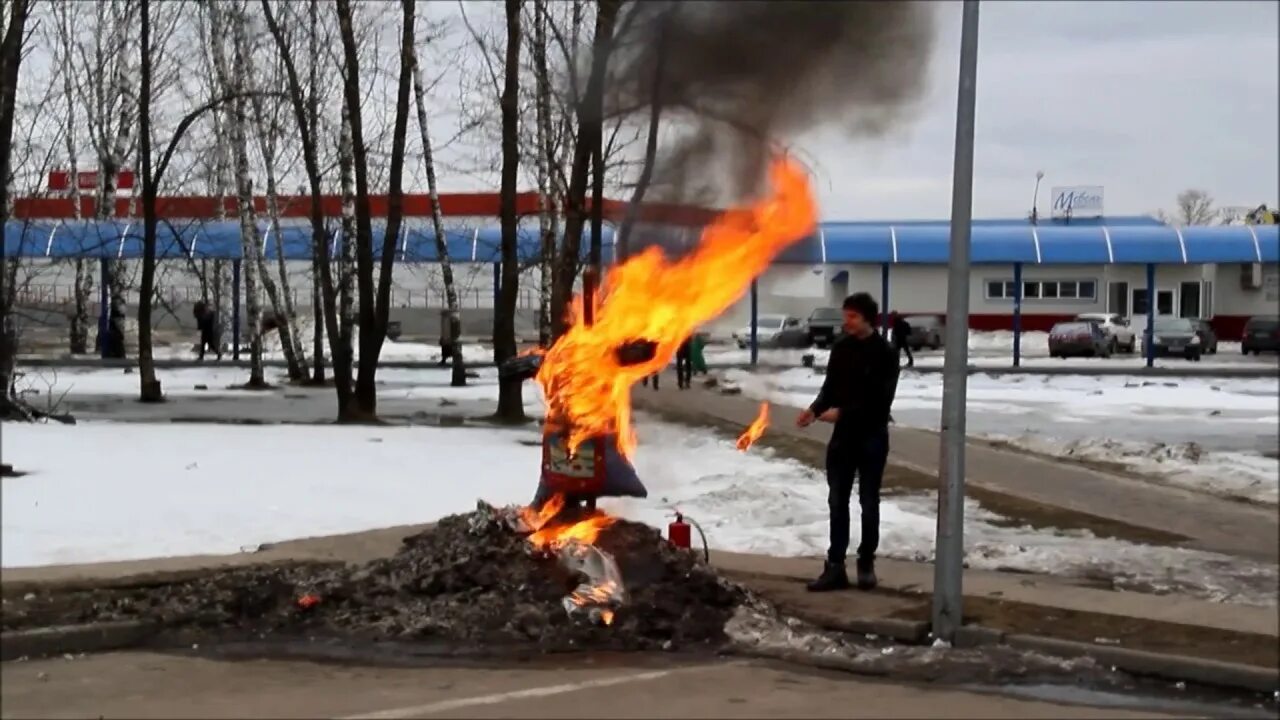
left=519, top=495, right=624, bottom=627
left=736, top=402, right=770, bottom=451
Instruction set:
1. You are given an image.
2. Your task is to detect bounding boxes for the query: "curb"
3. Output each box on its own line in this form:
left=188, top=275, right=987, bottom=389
left=1, top=621, right=160, bottom=661
left=817, top=617, right=929, bottom=645
left=951, top=625, right=1278, bottom=694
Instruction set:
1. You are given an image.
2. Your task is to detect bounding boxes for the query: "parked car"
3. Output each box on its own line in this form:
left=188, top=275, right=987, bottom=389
left=1190, top=319, right=1217, bottom=354
left=1049, top=320, right=1112, bottom=358
left=805, top=307, right=843, bottom=348
left=1143, top=317, right=1202, bottom=361
left=733, top=314, right=808, bottom=349
left=1075, top=312, right=1135, bottom=353
left=1241, top=315, right=1280, bottom=355
left=903, top=314, right=944, bottom=350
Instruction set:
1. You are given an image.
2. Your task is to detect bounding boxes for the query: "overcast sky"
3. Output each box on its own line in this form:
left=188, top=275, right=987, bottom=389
left=19, top=1, right=1276, bottom=224
left=787, top=1, right=1279, bottom=221
left=423, top=1, right=1278, bottom=222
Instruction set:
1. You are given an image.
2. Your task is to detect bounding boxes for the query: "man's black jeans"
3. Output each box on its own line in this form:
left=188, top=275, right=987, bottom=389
left=825, top=428, right=889, bottom=565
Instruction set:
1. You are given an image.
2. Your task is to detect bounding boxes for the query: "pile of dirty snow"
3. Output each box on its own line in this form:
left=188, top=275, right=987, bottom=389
left=4, top=503, right=744, bottom=653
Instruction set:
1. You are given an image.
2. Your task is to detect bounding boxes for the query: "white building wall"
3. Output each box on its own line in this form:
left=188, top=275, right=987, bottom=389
left=1212, top=262, right=1280, bottom=318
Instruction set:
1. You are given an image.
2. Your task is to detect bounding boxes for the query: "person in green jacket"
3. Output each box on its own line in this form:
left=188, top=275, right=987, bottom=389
left=691, top=332, right=708, bottom=375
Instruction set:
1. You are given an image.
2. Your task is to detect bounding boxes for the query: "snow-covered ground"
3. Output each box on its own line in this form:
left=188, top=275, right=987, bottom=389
left=153, top=322, right=495, bottom=365
left=723, top=367, right=1280, bottom=505
left=3, top=415, right=1274, bottom=607
left=702, top=330, right=1275, bottom=370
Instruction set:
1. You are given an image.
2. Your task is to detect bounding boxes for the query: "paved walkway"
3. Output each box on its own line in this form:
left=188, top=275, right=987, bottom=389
left=0, top=652, right=1176, bottom=719
left=632, top=378, right=1280, bottom=563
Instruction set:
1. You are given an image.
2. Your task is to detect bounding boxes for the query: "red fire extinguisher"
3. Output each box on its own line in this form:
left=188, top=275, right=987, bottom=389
left=668, top=512, right=692, bottom=549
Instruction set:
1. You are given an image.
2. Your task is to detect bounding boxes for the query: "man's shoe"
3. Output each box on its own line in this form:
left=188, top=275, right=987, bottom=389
left=855, top=557, right=877, bottom=590
left=806, top=562, right=850, bottom=592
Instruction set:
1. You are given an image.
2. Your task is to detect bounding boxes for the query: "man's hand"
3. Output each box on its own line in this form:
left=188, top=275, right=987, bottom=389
left=796, top=408, right=816, bottom=427
left=818, top=408, right=840, bottom=423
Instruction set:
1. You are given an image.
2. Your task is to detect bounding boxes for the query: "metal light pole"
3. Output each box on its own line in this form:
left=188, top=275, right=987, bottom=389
left=932, top=0, right=980, bottom=644
left=1030, top=170, right=1044, bottom=225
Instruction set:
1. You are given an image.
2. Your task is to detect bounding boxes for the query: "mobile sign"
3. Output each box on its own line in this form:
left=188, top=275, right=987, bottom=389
left=1050, top=186, right=1104, bottom=219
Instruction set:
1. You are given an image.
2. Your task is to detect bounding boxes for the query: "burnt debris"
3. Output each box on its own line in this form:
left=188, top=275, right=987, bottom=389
left=5, top=504, right=743, bottom=653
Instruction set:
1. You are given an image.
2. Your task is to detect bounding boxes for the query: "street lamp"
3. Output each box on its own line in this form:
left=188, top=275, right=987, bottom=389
left=933, top=0, right=980, bottom=645
left=1030, top=170, right=1044, bottom=225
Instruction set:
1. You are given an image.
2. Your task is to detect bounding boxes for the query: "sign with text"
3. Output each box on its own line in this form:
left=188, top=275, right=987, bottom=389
left=47, top=169, right=135, bottom=193
left=1050, top=186, right=1104, bottom=219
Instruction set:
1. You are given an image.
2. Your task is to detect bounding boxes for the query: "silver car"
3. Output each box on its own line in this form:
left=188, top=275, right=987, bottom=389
left=733, top=314, right=808, bottom=349
left=1075, top=312, right=1135, bottom=353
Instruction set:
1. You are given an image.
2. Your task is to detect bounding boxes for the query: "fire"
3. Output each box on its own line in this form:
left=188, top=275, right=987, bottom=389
left=535, top=156, right=818, bottom=458
left=519, top=494, right=616, bottom=550
left=518, top=494, right=626, bottom=626
left=736, top=402, right=770, bottom=451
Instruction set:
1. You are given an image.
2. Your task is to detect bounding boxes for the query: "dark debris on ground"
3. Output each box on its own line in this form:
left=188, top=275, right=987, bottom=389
left=3, top=504, right=744, bottom=654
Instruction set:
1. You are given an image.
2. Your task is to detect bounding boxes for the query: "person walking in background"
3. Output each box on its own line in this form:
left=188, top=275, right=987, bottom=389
left=193, top=301, right=222, bottom=362
left=797, top=293, right=900, bottom=592
left=691, top=331, right=708, bottom=376
left=676, top=337, right=694, bottom=389
left=641, top=370, right=661, bottom=390
left=890, top=311, right=913, bottom=368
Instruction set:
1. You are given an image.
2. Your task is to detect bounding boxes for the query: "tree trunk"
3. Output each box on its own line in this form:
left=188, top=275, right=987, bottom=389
left=305, top=0, right=325, bottom=386
left=0, top=0, right=30, bottom=411
left=495, top=0, right=526, bottom=423
left=58, top=3, right=93, bottom=356
left=136, top=0, right=162, bottom=402
left=211, top=4, right=264, bottom=387
left=410, top=45, right=465, bottom=387
left=337, top=104, right=357, bottom=387
left=335, top=0, right=416, bottom=420
left=243, top=18, right=306, bottom=382
left=260, top=0, right=352, bottom=417
left=533, top=0, right=556, bottom=348
left=551, top=0, right=620, bottom=340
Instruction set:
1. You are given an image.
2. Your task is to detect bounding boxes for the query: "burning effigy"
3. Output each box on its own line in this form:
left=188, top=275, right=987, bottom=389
left=493, top=156, right=816, bottom=622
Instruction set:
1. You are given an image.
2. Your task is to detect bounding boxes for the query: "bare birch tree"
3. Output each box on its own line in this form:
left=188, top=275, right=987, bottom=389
left=410, top=38, right=466, bottom=387
left=240, top=8, right=308, bottom=381
left=334, top=0, right=417, bottom=420
left=494, top=0, right=525, bottom=423
left=0, top=0, right=32, bottom=414
left=261, top=0, right=355, bottom=416
left=204, top=1, right=265, bottom=388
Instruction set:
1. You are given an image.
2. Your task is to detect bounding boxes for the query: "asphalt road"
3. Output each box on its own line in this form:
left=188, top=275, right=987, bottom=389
left=0, top=652, right=1182, bottom=720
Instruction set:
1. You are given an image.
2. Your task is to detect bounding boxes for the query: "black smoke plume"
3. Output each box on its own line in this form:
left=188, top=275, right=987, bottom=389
left=606, top=1, right=938, bottom=211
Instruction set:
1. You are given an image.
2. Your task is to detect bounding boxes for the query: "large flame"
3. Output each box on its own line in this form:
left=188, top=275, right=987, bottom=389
left=536, top=156, right=818, bottom=458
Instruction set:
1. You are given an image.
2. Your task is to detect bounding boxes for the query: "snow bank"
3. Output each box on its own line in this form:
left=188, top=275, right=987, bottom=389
left=995, top=434, right=1279, bottom=506
left=4, top=418, right=1273, bottom=606
left=721, top=367, right=1280, bottom=506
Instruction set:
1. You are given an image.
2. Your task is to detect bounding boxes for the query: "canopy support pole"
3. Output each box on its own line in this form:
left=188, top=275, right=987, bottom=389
left=1145, top=262, right=1155, bottom=368
left=1012, top=262, right=1023, bottom=367
left=98, top=258, right=111, bottom=359
left=880, top=262, right=890, bottom=337
left=749, top=279, right=759, bottom=366
left=232, top=259, right=242, bottom=361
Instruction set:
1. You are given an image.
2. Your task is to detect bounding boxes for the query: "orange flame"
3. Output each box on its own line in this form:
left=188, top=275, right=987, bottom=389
left=535, top=156, right=818, bottom=458
left=519, top=494, right=616, bottom=551
left=519, top=495, right=624, bottom=626
left=736, top=402, right=770, bottom=451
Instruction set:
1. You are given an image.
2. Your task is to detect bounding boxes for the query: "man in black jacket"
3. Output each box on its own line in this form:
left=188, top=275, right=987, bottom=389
left=890, top=312, right=914, bottom=368
left=796, top=293, right=899, bottom=591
